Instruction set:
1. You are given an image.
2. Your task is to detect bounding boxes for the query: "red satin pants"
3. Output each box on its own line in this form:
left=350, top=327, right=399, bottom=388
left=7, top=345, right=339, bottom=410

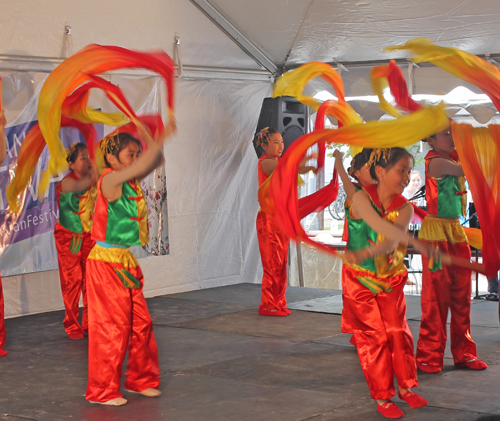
left=256, top=211, right=289, bottom=311
left=85, top=257, right=159, bottom=402
left=54, top=224, right=94, bottom=336
left=0, top=274, right=5, bottom=350
left=417, top=241, right=476, bottom=366
left=342, top=266, right=417, bottom=400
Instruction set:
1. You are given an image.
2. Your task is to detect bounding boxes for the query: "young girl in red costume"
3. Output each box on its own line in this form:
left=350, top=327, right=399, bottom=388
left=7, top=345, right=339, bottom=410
left=85, top=119, right=175, bottom=406
left=54, top=143, right=97, bottom=340
left=340, top=147, right=433, bottom=419
left=0, top=110, right=8, bottom=356
left=416, top=125, right=487, bottom=373
left=255, top=127, right=315, bottom=317
left=334, top=148, right=375, bottom=343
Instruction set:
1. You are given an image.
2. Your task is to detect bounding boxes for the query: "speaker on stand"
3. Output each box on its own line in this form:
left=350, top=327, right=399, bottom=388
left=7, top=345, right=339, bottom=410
left=253, top=96, right=308, bottom=157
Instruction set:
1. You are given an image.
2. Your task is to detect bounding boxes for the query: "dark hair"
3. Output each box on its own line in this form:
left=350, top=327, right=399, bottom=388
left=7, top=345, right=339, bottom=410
left=102, top=132, right=142, bottom=168
left=420, top=134, right=435, bottom=144
left=66, top=142, right=88, bottom=164
left=347, top=148, right=373, bottom=181
left=369, top=147, right=414, bottom=181
left=254, top=127, right=279, bottom=155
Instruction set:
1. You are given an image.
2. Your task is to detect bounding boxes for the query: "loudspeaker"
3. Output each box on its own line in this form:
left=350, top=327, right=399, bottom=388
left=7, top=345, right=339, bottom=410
left=253, top=96, right=308, bottom=157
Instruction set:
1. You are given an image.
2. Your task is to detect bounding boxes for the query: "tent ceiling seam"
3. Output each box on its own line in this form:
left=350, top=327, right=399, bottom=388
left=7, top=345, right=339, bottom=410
left=0, top=55, right=273, bottom=82
left=286, top=55, right=500, bottom=70
left=189, top=0, right=277, bottom=75
left=281, top=0, right=316, bottom=73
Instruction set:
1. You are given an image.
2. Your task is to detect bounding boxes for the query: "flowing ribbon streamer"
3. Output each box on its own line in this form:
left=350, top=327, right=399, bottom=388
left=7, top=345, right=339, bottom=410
left=36, top=44, right=175, bottom=196
left=314, top=99, right=363, bottom=167
left=387, top=38, right=500, bottom=276
left=274, top=62, right=347, bottom=111
left=452, top=124, right=500, bottom=276
left=62, top=80, right=129, bottom=132
left=386, top=38, right=500, bottom=112
left=371, top=60, right=423, bottom=117
left=6, top=116, right=97, bottom=213
left=273, top=62, right=362, bottom=163
left=259, top=105, right=449, bottom=258
left=7, top=75, right=161, bottom=209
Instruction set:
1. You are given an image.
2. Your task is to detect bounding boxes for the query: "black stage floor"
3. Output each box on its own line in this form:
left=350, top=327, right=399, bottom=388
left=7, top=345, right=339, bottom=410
left=1, top=283, right=499, bottom=421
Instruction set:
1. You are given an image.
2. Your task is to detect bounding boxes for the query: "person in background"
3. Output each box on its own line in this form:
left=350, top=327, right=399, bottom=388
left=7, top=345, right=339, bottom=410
left=416, top=125, right=487, bottom=373
left=403, top=170, right=425, bottom=207
left=255, top=127, right=315, bottom=317
left=54, top=143, right=97, bottom=340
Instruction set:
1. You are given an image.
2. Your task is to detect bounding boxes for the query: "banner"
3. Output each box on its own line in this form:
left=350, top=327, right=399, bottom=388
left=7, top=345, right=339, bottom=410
left=0, top=70, right=169, bottom=276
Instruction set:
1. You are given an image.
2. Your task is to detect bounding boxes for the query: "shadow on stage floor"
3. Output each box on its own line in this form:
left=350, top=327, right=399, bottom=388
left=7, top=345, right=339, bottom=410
left=1, top=283, right=499, bottom=421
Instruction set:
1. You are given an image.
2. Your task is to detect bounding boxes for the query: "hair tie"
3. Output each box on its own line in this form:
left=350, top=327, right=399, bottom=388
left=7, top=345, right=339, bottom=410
left=255, top=127, right=271, bottom=148
left=65, top=142, right=80, bottom=162
left=101, top=133, right=119, bottom=156
left=367, top=148, right=391, bottom=169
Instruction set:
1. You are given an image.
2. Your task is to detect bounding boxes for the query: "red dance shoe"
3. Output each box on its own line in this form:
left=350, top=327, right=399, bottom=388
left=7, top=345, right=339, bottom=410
left=68, top=332, right=85, bottom=340
left=281, top=308, right=291, bottom=315
left=455, top=358, right=488, bottom=370
left=0, top=348, right=8, bottom=357
left=398, top=390, right=428, bottom=408
left=417, top=361, right=441, bottom=373
left=377, top=400, right=404, bottom=419
left=258, top=308, right=287, bottom=317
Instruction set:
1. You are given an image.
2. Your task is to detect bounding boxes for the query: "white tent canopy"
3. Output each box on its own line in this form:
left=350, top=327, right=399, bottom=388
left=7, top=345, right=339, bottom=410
left=1, top=0, right=499, bottom=318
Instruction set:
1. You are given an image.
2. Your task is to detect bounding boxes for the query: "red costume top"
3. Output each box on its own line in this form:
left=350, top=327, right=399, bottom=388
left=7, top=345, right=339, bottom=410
left=92, top=168, right=149, bottom=247
left=258, top=154, right=274, bottom=186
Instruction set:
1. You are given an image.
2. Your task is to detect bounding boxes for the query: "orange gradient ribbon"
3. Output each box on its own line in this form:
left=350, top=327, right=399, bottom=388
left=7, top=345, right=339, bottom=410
left=371, top=60, right=423, bottom=117
left=62, top=80, right=129, bottom=130
left=259, top=105, right=449, bottom=258
left=274, top=62, right=363, bottom=165
left=452, top=124, right=500, bottom=276
left=273, top=62, right=347, bottom=111
left=386, top=38, right=500, bottom=113
left=37, top=44, right=175, bottom=196
left=6, top=116, right=97, bottom=213
left=388, top=38, right=500, bottom=276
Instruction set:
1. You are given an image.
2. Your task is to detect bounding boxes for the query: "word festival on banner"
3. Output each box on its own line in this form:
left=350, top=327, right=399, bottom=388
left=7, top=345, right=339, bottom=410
left=0, top=121, right=98, bottom=276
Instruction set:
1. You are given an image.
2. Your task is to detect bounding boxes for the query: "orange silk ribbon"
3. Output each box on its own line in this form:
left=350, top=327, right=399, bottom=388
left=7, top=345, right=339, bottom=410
left=36, top=44, right=175, bottom=196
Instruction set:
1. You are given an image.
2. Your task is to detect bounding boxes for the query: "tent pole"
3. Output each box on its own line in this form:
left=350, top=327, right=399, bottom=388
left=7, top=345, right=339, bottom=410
left=189, top=0, right=278, bottom=75
left=296, top=241, right=305, bottom=288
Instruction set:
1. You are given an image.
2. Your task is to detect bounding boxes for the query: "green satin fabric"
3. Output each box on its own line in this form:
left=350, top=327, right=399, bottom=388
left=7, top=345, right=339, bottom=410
left=436, top=176, right=463, bottom=218
left=346, top=209, right=378, bottom=273
left=58, top=191, right=84, bottom=234
left=104, top=181, right=142, bottom=246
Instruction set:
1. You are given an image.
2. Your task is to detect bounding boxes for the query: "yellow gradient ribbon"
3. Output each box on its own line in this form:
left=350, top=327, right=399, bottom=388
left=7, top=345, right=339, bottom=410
left=36, top=44, right=175, bottom=197
left=386, top=38, right=500, bottom=113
